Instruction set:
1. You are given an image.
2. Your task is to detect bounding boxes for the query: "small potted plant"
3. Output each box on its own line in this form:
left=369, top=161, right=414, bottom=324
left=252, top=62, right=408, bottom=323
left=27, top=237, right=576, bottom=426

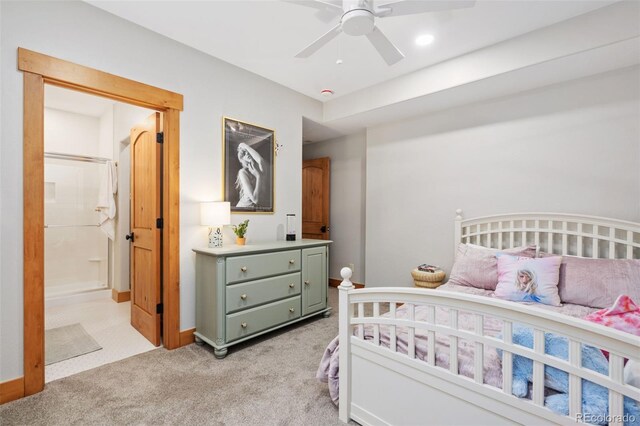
left=232, top=220, right=249, bottom=245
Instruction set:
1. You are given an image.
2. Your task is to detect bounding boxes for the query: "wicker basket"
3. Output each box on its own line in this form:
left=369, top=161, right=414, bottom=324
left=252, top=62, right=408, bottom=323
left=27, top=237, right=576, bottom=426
left=411, top=269, right=446, bottom=289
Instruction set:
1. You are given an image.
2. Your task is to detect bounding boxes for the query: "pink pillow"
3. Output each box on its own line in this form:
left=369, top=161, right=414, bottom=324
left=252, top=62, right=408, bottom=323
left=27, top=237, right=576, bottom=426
left=495, top=255, right=563, bottom=306
left=539, top=253, right=640, bottom=309
left=447, top=244, right=537, bottom=290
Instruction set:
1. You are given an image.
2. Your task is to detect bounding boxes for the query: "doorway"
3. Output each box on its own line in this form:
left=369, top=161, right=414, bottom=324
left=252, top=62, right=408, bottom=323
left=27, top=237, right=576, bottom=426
left=43, top=86, right=160, bottom=382
left=20, top=48, right=182, bottom=396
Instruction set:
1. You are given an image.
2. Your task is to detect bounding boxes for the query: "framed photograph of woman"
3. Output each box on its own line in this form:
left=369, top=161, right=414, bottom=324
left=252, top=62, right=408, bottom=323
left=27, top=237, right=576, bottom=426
left=222, top=117, right=275, bottom=213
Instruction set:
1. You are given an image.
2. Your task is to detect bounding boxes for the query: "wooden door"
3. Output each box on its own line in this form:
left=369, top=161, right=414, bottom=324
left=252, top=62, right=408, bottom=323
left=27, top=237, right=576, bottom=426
left=302, top=157, right=330, bottom=240
left=129, top=113, right=162, bottom=346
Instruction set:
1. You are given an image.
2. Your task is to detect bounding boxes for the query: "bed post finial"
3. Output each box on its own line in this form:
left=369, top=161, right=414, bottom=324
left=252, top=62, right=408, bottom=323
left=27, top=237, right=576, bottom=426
left=339, top=267, right=353, bottom=289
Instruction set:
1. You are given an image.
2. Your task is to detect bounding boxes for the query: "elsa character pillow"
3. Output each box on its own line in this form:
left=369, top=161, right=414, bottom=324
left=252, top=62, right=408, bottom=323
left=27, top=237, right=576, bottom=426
left=495, top=255, right=563, bottom=306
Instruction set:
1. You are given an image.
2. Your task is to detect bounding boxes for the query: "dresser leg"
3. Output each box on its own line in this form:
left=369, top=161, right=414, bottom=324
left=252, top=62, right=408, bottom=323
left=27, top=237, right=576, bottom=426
left=323, top=310, right=332, bottom=318
left=194, top=336, right=204, bottom=346
left=214, top=347, right=228, bottom=359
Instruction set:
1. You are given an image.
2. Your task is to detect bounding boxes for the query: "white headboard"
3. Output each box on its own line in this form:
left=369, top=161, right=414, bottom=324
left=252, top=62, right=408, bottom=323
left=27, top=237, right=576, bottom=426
left=454, top=209, right=640, bottom=260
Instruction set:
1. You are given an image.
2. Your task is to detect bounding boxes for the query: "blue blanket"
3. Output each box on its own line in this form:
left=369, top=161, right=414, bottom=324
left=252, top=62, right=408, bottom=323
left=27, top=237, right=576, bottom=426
left=500, top=325, right=639, bottom=425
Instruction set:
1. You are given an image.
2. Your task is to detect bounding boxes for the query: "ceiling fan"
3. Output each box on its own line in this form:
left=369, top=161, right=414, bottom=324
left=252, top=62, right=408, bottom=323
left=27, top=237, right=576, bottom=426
left=290, top=0, right=475, bottom=65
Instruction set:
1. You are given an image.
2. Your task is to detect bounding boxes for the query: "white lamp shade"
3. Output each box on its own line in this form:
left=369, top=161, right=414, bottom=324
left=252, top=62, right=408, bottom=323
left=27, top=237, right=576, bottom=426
left=200, top=202, right=230, bottom=226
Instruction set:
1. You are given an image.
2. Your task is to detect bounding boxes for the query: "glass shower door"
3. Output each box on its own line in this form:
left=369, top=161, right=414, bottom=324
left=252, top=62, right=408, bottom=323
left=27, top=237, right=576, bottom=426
left=45, top=157, right=109, bottom=298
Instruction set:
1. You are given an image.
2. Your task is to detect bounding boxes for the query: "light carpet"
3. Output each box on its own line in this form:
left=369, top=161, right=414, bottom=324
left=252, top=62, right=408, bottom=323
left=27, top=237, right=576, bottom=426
left=45, top=323, right=102, bottom=366
left=1, top=288, right=347, bottom=425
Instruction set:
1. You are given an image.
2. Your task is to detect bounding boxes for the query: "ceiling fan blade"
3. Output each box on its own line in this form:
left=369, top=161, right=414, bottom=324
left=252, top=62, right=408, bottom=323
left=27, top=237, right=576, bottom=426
left=295, top=24, right=343, bottom=58
left=366, top=26, right=404, bottom=65
left=375, top=1, right=475, bottom=18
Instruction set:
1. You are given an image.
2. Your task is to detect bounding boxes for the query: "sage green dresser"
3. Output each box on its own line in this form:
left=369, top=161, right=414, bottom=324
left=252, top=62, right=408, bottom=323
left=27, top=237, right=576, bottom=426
left=192, top=240, right=332, bottom=358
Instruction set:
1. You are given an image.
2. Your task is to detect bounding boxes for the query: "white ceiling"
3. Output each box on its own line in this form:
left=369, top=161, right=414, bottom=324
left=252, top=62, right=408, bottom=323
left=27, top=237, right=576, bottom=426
left=45, top=85, right=116, bottom=117
left=87, top=0, right=617, bottom=102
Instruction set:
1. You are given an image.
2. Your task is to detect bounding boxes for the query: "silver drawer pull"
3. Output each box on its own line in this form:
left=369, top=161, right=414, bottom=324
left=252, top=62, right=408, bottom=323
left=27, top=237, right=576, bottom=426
left=289, top=259, right=295, bottom=264
left=240, top=294, right=247, bottom=300
left=241, top=266, right=247, bottom=272
left=288, top=283, right=295, bottom=288
left=289, top=308, right=295, bottom=313
left=304, top=280, right=310, bottom=285
left=241, top=322, right=247, bottom=328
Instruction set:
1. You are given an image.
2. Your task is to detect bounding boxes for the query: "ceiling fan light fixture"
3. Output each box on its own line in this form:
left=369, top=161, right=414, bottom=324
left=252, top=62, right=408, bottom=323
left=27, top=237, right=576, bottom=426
left=415, top=34, right=435, bottom=46
left=341, top=9, right=375, bottom=36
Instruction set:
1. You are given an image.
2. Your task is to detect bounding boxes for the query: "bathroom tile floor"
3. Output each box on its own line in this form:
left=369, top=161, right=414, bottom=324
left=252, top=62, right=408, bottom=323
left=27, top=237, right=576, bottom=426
left=45, top=292, right=158, bottom=383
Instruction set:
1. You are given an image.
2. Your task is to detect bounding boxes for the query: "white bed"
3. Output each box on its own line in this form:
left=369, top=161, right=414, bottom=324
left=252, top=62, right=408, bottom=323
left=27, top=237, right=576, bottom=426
left=335, top=211, right=640, bottom=425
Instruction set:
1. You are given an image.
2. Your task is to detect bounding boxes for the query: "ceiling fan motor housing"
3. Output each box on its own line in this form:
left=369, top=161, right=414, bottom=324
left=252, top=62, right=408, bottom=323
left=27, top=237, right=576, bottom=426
left=341, top=0, right=375, bottom=36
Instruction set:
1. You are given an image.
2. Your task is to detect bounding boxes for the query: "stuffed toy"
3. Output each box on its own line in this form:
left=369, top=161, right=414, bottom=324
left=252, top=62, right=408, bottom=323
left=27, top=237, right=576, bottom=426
left=500, top=320, right=639, bottom=425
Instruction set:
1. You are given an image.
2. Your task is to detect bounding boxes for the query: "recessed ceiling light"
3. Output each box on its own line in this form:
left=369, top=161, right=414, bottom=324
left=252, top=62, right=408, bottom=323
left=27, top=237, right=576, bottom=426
left=415, top=34, right=435, bottom=47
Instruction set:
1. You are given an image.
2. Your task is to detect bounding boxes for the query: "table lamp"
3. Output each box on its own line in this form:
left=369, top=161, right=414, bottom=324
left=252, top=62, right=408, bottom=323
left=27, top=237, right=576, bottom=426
left=200, top=201, right=230, bottom=248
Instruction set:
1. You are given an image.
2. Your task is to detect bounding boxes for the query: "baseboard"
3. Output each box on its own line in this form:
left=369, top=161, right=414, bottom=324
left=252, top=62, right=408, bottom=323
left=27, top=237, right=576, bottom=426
left=329, top=278, right=364, bottom=289
left=1, top=376, right=24, bottom=404
left=111, top=289, right=131, bottom=303
left=179, top=328, right=195, bottom=347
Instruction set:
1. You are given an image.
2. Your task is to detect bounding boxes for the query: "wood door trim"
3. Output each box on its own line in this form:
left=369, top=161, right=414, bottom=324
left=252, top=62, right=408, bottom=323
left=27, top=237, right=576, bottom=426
left=162, top=108, right=181, bottom=349
left=0, top=376, right=25, bottom=404
left=23, top=72, right=45, bottom=394
left=20, top=48, right=183, bottom=397
left=18, top=48, right=183, bottom=111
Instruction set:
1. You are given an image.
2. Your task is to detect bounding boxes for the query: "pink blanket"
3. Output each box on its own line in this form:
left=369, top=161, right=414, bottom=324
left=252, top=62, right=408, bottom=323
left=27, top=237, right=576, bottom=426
left=316, top=302, right=504, bottom=404
left=584, top=295, right=640, bottom=360
left=584, top=295, right=640, bottom=336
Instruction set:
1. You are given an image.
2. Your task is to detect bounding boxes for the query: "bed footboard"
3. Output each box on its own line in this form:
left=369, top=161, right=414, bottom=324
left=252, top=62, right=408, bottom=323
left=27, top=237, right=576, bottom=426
left=337, top=268, right=640, bottom=426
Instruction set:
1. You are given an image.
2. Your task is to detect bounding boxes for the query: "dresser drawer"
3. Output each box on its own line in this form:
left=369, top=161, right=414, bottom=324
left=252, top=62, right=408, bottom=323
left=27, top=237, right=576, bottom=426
left=226, top=296, right=301, bottom=342
left=226, top=272, right=301, bottom=314
left=226, top=250, right=301, bottom=284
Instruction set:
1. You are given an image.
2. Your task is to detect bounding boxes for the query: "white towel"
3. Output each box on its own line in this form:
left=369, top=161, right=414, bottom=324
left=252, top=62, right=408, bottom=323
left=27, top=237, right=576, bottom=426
left=96, top=161, right=117, bottom=240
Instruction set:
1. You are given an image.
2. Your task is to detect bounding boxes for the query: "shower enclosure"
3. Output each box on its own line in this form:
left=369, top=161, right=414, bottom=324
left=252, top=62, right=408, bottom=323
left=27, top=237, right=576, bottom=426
left=44, top=152, right=112, bottom=299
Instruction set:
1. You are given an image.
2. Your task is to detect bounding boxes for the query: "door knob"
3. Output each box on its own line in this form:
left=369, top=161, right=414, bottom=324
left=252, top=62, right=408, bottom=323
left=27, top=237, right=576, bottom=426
left=125, top=232, right=134, bottom=242
left=320, top=225, right=327, bottom=233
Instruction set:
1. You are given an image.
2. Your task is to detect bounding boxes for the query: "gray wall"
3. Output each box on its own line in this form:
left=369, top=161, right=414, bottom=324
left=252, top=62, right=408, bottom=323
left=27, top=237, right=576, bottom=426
left=303, top=132, right=366, bottom=283
left=365, top=66, right=640, bottom=287
left=0, top=1, right=321, bottom=380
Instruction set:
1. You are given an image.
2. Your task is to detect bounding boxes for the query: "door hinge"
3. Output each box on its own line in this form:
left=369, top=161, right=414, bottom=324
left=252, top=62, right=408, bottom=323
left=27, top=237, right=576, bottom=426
left=156, top=132, right=164, bottom=143
left=156, top=218, right=163, bottom=229
left=156, top=303, right=163, bottom=314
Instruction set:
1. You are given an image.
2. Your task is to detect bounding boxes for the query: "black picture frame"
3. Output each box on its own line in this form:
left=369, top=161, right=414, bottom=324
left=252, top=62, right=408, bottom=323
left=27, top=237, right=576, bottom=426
left=222, top=117, right=275, bottom=213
